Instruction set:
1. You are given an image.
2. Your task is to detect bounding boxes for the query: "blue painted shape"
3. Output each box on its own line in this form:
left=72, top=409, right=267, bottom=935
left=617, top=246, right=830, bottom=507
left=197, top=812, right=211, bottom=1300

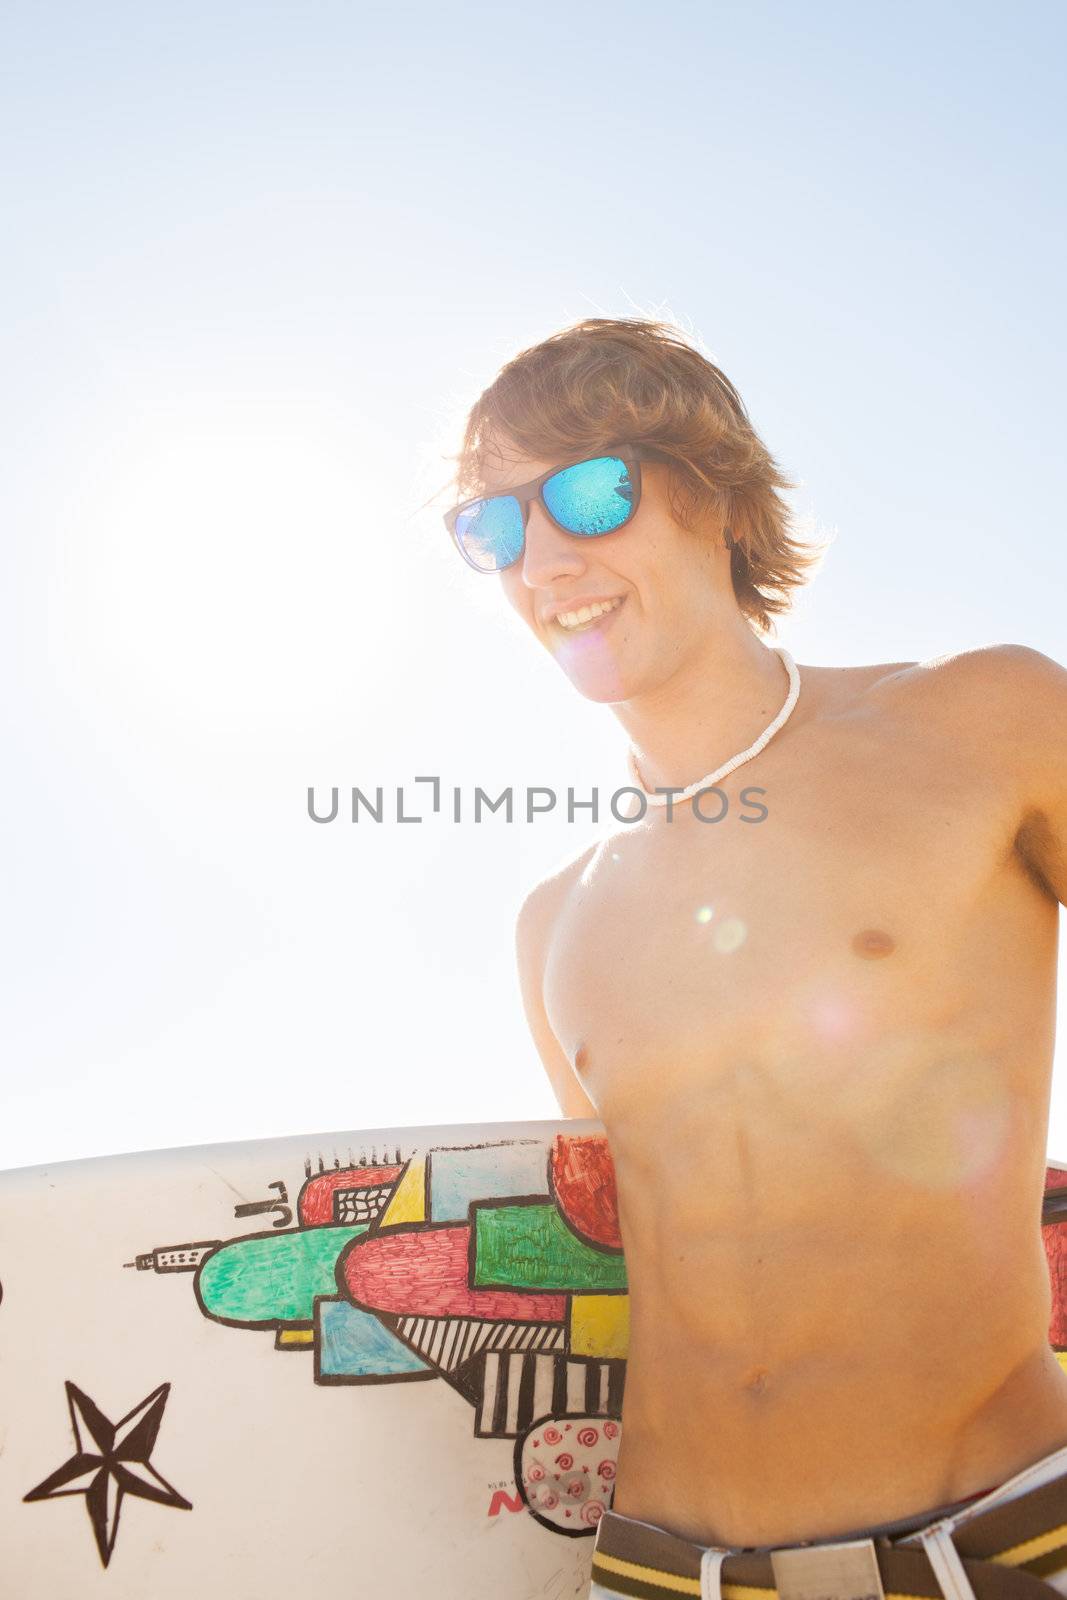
left=316, top=1297, right=431, bottom=1377
left=428, top=1141, right=550, bottom=1221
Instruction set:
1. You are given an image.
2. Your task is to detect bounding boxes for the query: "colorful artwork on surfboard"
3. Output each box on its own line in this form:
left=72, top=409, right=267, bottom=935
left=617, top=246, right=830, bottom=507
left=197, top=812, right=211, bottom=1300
left=125, top=1130, right=628, bottom=1539
left=1043, top=1164, right=1067, bottom=1360
left=123, top=1145, right=1067, bottom=1540
left=3, top=1128, right=1067, bottom=1594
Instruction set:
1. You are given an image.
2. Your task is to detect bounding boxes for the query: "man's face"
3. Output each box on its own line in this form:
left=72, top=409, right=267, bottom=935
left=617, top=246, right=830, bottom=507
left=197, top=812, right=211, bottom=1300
left=477, top=442, right=731, bottom=704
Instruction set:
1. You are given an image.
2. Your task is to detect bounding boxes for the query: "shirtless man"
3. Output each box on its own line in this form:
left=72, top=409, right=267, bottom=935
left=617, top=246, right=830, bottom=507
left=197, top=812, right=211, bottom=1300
left=442, top=318, right=1067, bottom=1598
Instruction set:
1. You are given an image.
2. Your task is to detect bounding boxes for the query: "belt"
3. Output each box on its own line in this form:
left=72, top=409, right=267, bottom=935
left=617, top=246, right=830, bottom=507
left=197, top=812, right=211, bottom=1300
left=591, top=1468, right=1067, bottom=1600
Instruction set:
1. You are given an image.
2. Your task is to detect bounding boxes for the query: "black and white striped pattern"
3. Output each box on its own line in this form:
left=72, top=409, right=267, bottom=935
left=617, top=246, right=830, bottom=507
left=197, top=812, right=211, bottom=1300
left=394, top=1314, right=564, bottom=1375
left=475, top=1350, right=625, bottom=1438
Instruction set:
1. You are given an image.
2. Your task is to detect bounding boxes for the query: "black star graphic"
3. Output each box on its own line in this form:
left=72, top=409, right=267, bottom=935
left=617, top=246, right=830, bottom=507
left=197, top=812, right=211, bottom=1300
left=24, top=1380, right=192, bottom=1568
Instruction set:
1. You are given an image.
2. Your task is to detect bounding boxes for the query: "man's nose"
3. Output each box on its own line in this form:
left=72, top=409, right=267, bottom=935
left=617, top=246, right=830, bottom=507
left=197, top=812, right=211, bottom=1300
left=519, top=502, right=586, bottom=587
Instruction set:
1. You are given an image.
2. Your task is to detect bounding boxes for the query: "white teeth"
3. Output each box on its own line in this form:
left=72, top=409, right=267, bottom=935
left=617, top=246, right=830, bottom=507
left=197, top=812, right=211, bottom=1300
left=554, top=597, right=623, bottom=631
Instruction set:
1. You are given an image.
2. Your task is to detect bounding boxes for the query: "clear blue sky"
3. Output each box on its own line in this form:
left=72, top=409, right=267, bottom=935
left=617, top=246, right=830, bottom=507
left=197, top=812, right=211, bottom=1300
left=1, top=0, right=1064, bottom=1167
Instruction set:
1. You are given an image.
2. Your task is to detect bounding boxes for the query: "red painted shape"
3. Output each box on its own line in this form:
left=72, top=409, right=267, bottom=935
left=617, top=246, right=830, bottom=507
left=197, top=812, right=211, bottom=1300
left=298, top=1165, right=404, bottom=1227
left=488, top=1489, right=525, bottom=1517
left=1044, top=1165, right=1067, bottom=1347
left=551, top=1133, right=622, bottom=1251
left=341, top=1224, right=566, bottom=1320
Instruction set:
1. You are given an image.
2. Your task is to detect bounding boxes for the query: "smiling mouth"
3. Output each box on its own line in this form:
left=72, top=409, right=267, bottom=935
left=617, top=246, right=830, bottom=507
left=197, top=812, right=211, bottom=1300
left=551, top=596, right=625, bottom=633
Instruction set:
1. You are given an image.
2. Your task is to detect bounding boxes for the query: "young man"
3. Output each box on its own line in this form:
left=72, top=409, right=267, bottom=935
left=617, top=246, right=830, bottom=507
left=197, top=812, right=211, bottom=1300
left=443, top=318, right=1067, bottom=1600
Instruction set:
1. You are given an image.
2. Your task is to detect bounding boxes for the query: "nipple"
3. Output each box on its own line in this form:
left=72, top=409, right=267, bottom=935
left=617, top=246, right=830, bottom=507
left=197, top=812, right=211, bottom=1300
left=851, top=927, right=896, bottom=959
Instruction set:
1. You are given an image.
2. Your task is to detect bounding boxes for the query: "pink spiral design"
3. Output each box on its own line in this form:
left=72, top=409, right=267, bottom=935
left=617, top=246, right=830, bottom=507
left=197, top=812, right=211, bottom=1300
left=598, top=1460, right=616, bottom=1479
left=555, top=1452, right=574, bottom=1470
left=604, top=1420, right=619, bottom=1439
left=527, top=1463, right=545, bottom=1482
left=583, top=1501, right=604, bottom=1526
left=577, top=1427, right=599, bottom=1447
left=544, top=1426, right=563, bottom=1445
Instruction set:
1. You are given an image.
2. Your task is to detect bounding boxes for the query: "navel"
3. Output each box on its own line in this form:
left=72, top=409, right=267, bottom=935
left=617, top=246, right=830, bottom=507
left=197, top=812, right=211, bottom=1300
left=574, top=1042, right=591, bottom=1076
left=851, top=927, right=896, bottom=959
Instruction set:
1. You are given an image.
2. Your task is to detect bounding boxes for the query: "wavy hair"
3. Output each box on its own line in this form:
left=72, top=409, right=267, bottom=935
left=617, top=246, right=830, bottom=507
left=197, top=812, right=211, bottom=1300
left=446, top=317, right=827, bottom=634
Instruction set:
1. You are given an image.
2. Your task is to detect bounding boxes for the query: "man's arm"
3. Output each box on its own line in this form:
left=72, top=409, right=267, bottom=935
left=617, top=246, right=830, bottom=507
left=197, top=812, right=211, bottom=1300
left=515, top=873, right=601, bottom=1120
left=1002, top=645, right=1067, bottom=906
left=946, top=643, right=1067, bottom=906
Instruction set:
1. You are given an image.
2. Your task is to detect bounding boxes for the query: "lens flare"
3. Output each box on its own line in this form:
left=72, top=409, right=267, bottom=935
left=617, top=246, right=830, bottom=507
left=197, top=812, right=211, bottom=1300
left=547, top=626, right=630, bottom=707
left=846, top=1044, right=1014, bottom=1189
left=713, top=916, right=747, bottom=954
left=807, top=992, right=860, bottom=1042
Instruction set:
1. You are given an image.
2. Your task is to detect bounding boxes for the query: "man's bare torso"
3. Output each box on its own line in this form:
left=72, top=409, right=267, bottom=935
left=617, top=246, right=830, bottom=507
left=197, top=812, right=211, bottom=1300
left=525, top=654, right=1067, bottom=1547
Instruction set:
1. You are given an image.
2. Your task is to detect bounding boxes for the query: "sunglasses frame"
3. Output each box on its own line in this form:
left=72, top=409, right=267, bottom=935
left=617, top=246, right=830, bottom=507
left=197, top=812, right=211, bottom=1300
left=443, top=446, right=659, bottom=574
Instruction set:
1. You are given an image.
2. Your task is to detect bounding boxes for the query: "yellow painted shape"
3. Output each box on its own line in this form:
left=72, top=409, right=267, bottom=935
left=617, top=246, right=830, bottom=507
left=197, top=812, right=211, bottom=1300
left=380, top=1157, right=426, bottom=1226
left=277, top=1328, right=315, bottom=1346
left=570, top=1293, right=630, bottom=1358
left=1056, top=1350, right=1067, bottom=1375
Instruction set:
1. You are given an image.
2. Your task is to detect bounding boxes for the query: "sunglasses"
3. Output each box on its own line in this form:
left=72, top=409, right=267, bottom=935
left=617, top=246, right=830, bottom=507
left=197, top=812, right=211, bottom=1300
left=443, top=448, right=656, bottom=574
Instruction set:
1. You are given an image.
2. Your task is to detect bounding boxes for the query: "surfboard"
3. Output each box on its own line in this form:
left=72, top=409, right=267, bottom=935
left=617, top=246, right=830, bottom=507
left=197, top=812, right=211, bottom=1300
left=0, top=1118, right=628, bottom=1596
left=2, top=1121, right=1066, bottom=1596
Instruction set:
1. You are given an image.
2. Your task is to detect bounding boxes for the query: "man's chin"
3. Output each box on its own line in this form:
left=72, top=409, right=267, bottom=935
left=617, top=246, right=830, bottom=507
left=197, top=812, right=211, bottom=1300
left=544, top=626, right=639, bottom=702
left=559, top=665, right=632, bottom=704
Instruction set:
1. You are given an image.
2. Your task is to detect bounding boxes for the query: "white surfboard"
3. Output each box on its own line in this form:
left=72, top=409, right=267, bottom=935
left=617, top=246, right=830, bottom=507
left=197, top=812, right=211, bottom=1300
left=0, top=1119, right=628, bottom=1597
left=4, top=1124, right=1067, bottom=1596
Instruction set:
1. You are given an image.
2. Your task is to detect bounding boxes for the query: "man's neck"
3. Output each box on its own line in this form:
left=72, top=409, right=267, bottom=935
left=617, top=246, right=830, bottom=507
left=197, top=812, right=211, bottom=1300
left=615, top=626, right=799, bottom=796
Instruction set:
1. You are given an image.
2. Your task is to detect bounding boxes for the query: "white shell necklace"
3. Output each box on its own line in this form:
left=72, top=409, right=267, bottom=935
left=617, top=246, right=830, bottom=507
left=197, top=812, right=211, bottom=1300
left=626, top=645, right=801, bottom=808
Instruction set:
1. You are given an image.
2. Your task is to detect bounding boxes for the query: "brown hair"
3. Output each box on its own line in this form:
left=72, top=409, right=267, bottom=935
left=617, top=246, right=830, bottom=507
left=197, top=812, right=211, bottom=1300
left=446, top=316, right=827, bottom=634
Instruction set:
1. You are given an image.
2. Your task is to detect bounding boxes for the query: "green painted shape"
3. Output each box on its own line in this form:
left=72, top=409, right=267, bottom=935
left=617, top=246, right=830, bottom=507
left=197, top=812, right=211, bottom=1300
left=473, top=1204, right=628, bottom=1292
left=197, top=1225, right=368, bottom=1326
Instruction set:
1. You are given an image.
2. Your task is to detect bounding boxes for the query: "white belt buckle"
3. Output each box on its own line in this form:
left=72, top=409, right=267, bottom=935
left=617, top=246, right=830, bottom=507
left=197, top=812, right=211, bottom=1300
left=770, top=1538, right=887, bottom=1600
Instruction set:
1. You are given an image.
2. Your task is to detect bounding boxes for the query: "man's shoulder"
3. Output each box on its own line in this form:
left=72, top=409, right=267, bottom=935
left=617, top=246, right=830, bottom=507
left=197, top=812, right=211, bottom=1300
left=514, top=838, right=600, bottom=958
left=860, top=646, right=1066, bottom=845
left=857, top=642, right=1063, bottom=724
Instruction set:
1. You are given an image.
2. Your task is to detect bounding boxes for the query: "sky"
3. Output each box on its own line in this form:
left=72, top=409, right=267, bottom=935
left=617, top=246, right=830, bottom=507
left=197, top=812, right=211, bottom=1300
left=1, top=0, right=1064, bottom=1169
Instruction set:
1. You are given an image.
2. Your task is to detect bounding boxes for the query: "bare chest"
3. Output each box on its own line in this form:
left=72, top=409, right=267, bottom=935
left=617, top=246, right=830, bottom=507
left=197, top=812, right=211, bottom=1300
left=542, top=716, right=1048, bottom=1120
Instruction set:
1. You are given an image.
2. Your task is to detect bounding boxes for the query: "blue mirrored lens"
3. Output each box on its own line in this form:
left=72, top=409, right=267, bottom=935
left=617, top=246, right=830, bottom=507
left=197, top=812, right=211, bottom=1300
left=542, top=456, right=635, bottom=536
left=455, top=495, right=525, bottom=572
